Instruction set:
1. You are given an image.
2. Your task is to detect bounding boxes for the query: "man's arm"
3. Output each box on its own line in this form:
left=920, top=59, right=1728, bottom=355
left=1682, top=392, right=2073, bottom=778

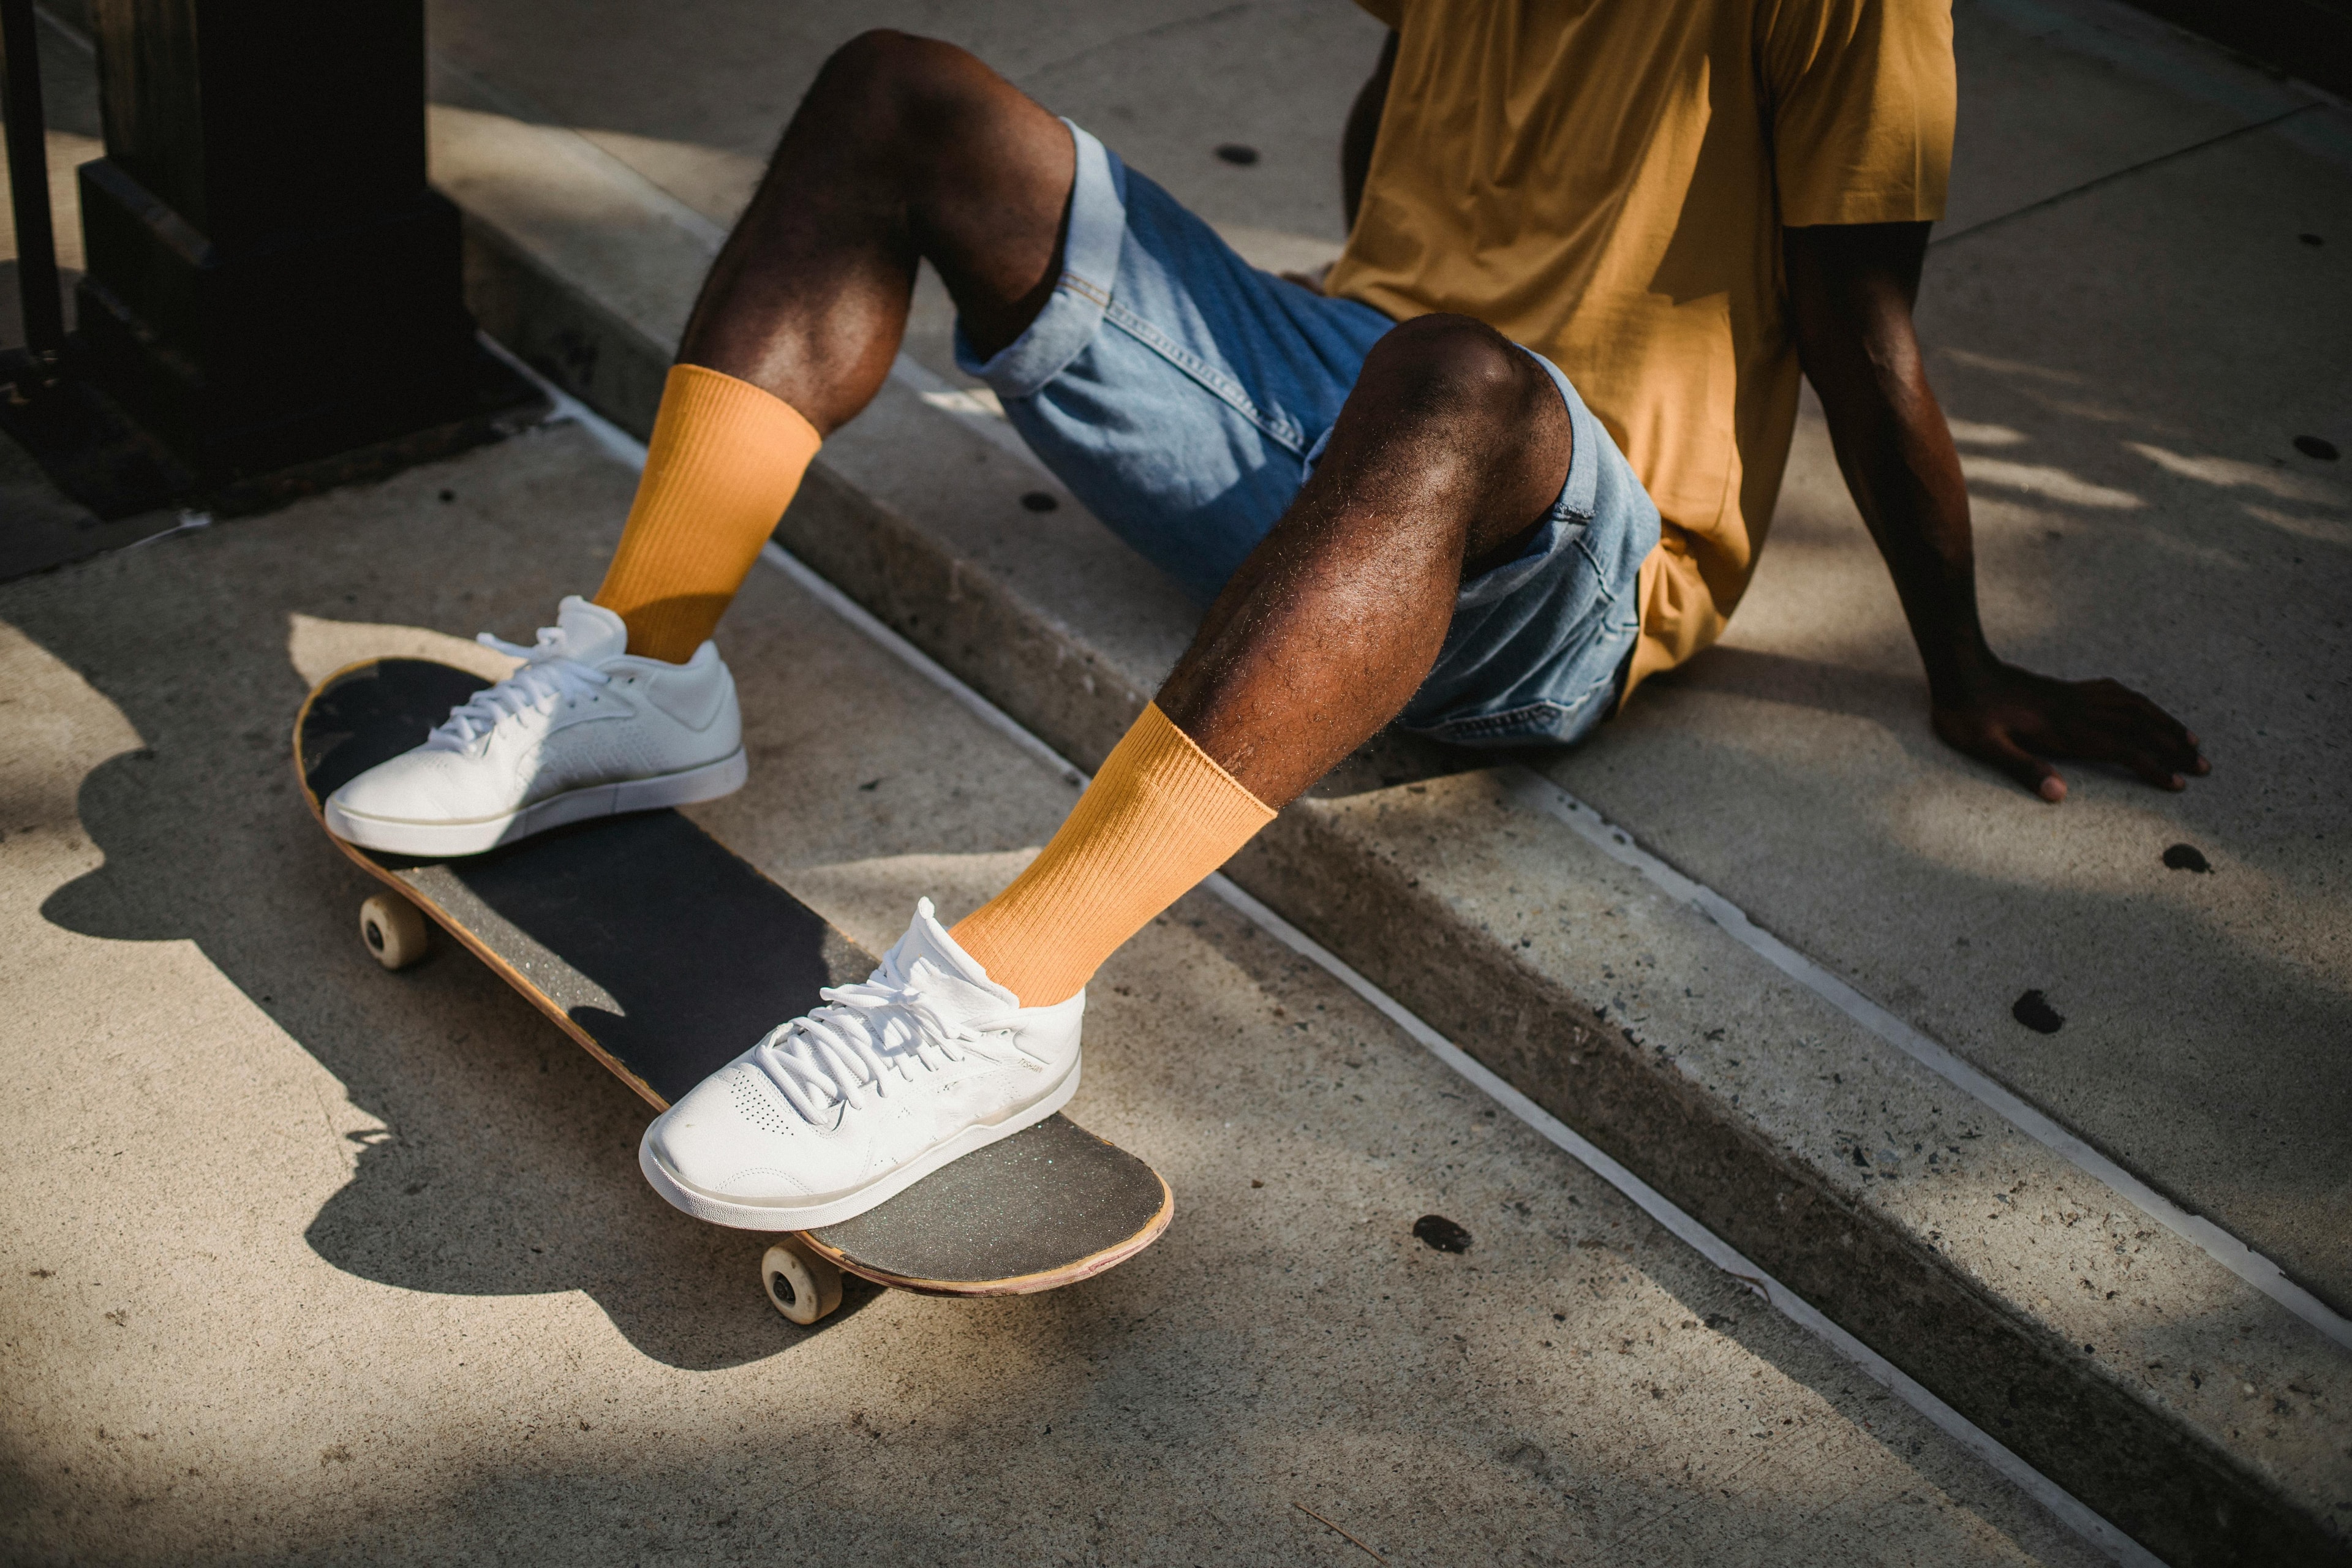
left=1782, top=221, right=2207, bottom=802
left=1281, top=30, right=1395, bottom=294
left=1341, top=31, right=1398, bottom=232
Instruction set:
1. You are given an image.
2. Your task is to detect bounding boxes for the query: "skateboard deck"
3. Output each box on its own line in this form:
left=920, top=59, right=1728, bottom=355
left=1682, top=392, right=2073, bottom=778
left=293, top=656, right=1171, bottom=1323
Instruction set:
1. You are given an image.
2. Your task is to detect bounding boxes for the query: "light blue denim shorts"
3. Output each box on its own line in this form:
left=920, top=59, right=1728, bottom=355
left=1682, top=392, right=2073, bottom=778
left=955, top=123, right=1660, bottom=748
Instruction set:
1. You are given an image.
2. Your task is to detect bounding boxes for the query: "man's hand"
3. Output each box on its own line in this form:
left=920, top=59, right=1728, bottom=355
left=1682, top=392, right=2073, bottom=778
left=1931, top=662, right=2207, bottom=804
left=1783, top=221, right=2209, bottom=802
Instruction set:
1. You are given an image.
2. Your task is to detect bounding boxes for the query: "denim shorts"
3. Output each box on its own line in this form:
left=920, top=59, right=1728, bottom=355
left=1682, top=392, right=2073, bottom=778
left=954, top=122, right=1660, bottom=748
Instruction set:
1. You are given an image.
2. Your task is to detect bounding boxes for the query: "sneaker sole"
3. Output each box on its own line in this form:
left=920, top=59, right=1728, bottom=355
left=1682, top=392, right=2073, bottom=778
left=636, top=1057, right=1084, bottom=1233
left=324, top=748, right=748, bottom=856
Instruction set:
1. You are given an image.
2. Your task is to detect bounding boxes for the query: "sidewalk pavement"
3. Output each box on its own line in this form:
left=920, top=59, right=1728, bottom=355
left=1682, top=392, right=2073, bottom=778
left=0, top=421, right=2107, bottom=1566
left=398, top=0, right=2352, bottom=1559
left=4, top=0, right=2347, bottom=1559
left=429, top=0, right=2352, bottom=1312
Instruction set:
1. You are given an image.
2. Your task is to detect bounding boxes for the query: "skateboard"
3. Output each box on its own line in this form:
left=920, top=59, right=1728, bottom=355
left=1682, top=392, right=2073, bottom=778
left=293, top=656, right=1172, bottom=1325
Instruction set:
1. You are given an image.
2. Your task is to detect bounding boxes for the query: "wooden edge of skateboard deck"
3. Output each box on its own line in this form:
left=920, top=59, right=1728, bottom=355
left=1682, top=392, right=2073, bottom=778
left=292, top=658, right=673, bottom=1112
left=795, top=1170, right=1174, bottom=1298
left=295, top=657, right=1178, bottom=1299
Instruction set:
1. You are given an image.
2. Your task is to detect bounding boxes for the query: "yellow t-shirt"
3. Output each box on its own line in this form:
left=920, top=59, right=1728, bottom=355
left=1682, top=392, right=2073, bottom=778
left=1332, top=0, right=1954, bottom=698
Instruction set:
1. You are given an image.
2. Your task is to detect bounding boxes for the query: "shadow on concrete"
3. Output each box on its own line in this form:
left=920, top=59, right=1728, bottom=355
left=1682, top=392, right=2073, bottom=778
left=38, top=736, right=894, bottom=1368
left=1646, top=644, right=1924, bottom=732
left=0, top=430, right=910, bottom=1371
left=4, top=500, right=2107, bottom=1565
left=1555, top=673, right=2352, bottom=1316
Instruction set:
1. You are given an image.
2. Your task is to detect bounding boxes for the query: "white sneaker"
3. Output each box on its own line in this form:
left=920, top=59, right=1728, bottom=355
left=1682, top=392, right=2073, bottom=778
left=639, top=898, right=1084, bottom=1231
left=325, top=595, right=745, bottom=856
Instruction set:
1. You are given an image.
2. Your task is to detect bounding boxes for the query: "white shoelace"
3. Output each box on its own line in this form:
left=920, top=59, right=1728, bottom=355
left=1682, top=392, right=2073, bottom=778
left=424, top=627, right=612, bottom=752
left=752, top=957, right=1036, bottom=1125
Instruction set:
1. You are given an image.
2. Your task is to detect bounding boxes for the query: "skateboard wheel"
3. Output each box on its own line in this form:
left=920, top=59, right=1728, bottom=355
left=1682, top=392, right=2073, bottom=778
left=761, top=1237, right=843, bottom=1325
left=359, top=893, right=429, bottom=971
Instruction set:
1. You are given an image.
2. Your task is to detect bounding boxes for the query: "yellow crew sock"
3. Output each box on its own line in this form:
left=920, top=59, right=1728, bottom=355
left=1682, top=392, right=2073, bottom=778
left=592, top=363, right=823, bottom=663
left=952, top=703, right=1276, bottom=1008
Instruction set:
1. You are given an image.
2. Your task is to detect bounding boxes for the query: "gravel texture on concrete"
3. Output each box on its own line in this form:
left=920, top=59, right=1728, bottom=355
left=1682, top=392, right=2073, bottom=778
left=0, top=426, right=2104, bottom=1566
left=391, top=1, right=2352, bottom=1557
left=11, top=0, right=2347, bottom=1557
left=431, top=0, right=2352, bottom=1301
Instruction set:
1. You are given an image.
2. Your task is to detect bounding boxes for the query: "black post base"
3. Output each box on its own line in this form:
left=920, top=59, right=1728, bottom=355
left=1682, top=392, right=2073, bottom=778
left=0, top=0, right=557, bottom=582
left=0, top=336, right=548, bottom=583
left=188, top=336, right=548, bottom=518
left=72, top=158, right=538, bottom=484
left=0, top=348, right=194, bottom=521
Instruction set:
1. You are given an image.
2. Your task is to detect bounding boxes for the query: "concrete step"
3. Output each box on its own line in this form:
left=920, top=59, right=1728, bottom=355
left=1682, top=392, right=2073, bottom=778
left=1, top=418, right=2117, bottom=1564
left=423, top=41, right=2351, bottom=1568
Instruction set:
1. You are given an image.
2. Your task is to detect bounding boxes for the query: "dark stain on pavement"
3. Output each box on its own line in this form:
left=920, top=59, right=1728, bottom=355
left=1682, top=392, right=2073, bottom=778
left=1413, top=1214, right=1472, bottom=1253
left=2162, top=842, right=2212, bottom=873
left=2011, top=990, right=2064, bottom=1035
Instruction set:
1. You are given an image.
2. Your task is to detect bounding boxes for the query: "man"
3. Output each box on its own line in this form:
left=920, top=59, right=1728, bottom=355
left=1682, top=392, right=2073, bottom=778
left=326, top=2, right=2205, bottom=1232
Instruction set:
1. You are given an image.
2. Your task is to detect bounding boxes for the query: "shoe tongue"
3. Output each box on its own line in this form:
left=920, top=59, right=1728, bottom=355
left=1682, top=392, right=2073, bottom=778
left=548, top=595, right=628, bottom=664
left=887, top=897, right=1020, bottom=1009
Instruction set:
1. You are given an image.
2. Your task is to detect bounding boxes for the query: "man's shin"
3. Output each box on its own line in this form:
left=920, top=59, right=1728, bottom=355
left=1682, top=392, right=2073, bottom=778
left=592, top=364, right=823, bottom=663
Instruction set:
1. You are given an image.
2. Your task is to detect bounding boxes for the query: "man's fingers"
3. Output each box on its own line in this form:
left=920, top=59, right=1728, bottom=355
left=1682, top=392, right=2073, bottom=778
left=2084, top=682, right=2204, bottom=770
left=2033, top=715, right=2195, bottom=791
left=1981, top=731, right=2065, bottom=803
left=2122, top=748, right=2187, bottom=790
left=2090, top=714, right=2203, bottom=787
left=1940, top=674, right=2204, bottom=799
left=2043, top=693, right=2206, bottom=787
left=2113, top=729, right=2190, bottom=789
left=1933, top=707, right=2066, bottom=800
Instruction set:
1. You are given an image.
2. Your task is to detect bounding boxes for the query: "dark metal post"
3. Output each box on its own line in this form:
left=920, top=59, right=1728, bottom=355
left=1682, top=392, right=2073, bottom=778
left=0, top=0, right=64, bottom=375
left=69, top=0, right=530, bottom=484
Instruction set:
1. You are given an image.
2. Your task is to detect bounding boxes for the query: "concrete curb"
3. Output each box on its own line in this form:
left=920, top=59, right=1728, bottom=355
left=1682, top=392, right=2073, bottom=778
left=434, top=97, right=2350, bottom=1567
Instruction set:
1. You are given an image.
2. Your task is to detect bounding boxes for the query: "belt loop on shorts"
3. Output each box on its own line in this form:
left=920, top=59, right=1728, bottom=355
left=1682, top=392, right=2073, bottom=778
left=1523, top=349, right=1600, bottom=524
left=1057, top=119, right=1126, bottom=307
left=957, top=121, right=1130, bottom=398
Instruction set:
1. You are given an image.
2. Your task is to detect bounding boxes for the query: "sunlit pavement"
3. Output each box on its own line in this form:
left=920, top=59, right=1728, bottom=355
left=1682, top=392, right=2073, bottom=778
left=0, top=424, right=2103, bottom=1563
left=421, top=0, right=2352, bottom=1325
left=3, top=0, right=2346, bottom=1559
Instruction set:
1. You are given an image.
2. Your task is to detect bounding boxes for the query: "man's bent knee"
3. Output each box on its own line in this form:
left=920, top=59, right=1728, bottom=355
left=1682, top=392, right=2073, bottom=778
left=805, top=31, right=1012, bottom=159
left=1336, top=314, right=1569, bottom=558
left=1354, top=314, right=1547, bottom=428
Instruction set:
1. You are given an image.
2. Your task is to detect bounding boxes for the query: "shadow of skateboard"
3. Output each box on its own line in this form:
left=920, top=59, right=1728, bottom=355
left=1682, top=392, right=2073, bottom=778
left=292, top=657, right=1171, bottom=1324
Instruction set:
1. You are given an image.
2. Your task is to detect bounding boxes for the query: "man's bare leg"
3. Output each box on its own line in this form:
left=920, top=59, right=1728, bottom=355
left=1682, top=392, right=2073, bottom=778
left=582, top=32, right=1079, bottom=660
left=1155, top=313, right=1570, bottom=805
left=951, top=314, right=1570, bottom=1003
left=634, top=40, right=1581, bottom=1228
left=341, top=24, right=1578, bottom=1006
left=677, top=31, right=1077, bottom=428
left=633, top=32, right=1573, bottom=797
left=611, top=36, right=1574, bottom=1005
